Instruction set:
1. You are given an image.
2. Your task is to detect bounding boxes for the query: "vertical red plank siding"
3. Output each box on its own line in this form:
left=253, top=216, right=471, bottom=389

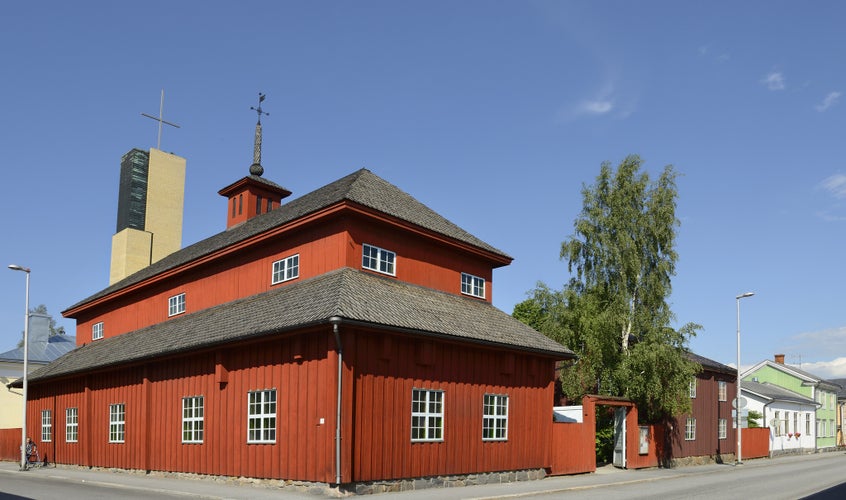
left=672, top=370, right=736, bottom=459
left=347, top=328, right=556, bottom=482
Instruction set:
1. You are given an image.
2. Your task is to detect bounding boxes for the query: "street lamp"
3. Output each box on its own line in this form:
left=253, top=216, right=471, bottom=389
left=736, top=291, right=754, bottom=465
left=8, top=264, right=30, bottom=471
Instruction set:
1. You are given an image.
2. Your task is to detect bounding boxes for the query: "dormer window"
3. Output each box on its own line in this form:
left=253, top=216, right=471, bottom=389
left=92, top=322, right=104, bottom=341
left=362, top=244, right=395, bottom=276
left=461, top=273, right=485, bottom=299
left=169, top=293, right=186, bottom=317
left=272, top=254, right=299, bottom=284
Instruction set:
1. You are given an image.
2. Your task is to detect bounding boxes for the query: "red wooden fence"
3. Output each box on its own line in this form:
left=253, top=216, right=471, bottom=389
left=741, top=427, right=769, bottom=459
left=0, top=428, right=21, bottom=462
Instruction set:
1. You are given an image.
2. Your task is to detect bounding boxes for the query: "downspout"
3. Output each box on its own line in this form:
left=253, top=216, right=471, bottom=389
left=330, top=316, right=343, bottom=486
left=762, top=401, right=772, bottom=458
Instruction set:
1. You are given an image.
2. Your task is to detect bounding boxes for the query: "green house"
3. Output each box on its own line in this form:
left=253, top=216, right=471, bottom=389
left=743, top=354, right=841, bottom=450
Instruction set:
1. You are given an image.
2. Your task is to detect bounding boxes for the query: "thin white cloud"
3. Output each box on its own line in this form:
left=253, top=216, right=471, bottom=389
left=698, top=44, right=730, bottom=63
left=761, top=71, right=785, bottom=91
left=815, top=91, right=841, bottom=112
left=821, top=174, right=846, bottom=198
left=580, top=100, right=613, bottom=115
left=797, top=357, right=846, bottom=379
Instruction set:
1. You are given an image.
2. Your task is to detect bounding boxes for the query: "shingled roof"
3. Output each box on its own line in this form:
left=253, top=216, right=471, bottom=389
left=742, top=380, right=817, bottom=406
left=67, top=169, right=511, bottom=312
left=35, top=268, right=573, bottom=383
left=687, top=351, right=736, bottom=376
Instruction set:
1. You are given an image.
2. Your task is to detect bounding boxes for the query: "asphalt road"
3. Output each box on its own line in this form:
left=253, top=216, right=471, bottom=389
left=1, top=452, right=845, bottom=499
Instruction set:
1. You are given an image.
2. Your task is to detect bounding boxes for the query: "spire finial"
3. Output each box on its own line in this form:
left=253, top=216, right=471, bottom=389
left=249, top=93, right=269, bottom=176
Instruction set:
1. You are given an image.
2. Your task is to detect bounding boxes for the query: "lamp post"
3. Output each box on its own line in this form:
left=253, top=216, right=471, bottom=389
left=735, top=291, right=754, bottom=465
left=8, top=264, right=30, bottom=471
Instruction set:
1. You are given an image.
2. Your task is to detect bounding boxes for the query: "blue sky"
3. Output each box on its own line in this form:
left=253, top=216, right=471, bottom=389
left=1, top=1, right=844, bottom=376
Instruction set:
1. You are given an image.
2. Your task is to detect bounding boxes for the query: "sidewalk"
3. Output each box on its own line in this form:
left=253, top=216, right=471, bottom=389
left=0, top=457, right=787, bottom=499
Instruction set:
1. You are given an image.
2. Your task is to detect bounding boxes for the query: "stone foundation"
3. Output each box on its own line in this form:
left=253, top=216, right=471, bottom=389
left=350, top=468, right=547, bottom=496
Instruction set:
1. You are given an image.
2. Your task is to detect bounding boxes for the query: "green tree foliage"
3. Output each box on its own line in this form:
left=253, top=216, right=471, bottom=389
left=514, top=155, right=701, bottom=422
left=747, top=410, right=762, bottom=428
left=17, top=304, right=66, bottom=347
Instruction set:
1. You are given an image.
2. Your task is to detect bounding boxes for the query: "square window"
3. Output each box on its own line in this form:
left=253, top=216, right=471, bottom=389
left=362, top=244, right=396, bottom=276
left=411, top=388, right=444, bottom=442
left=92, top=322, right=104, bottom=341
left=41, top=410, right=52, bottom=442
left=461, top=273, right=486, bottom=299
left=66, top=407, right=78, bottom=443
left=271, top=254, right=300, bottom=284
left=248, top=390, right=276, bottom=443
left=482, top=394, right=508, bottom=441
left=109, top=404, right=125, bottom=443
left=685, top=417, right=696, bottom=441
left=182, top=396, right=204, bottom=444
left=168, top=293, right=186, bottom=317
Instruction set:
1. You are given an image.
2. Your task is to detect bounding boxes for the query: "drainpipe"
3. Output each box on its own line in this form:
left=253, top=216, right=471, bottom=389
left=330, top=317, right=343, bottom=486
left=762, top=401, right=772, bottom=458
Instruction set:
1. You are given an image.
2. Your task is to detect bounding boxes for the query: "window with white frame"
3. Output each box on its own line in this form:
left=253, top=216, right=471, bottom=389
left=774, top=411, right=781, bottom=436
left=718, top=381, right=727, bottom=401
left=182, top=396, right=204, bottom=444
left=689, top=379, right=697, bottom=398
left=411, top=388, right=444, bottom=442
left=793, top=412, right=798, bottom=435
left=247, top=390, right=276, bottom=443
left=109, top=403, right=125, bottom=443
left=168, top=293, right=186, bottom=317
left=271, top=254, right=299, bottom=284
left=806, top=414, right=811, bottom=435
left=461, top=273, right=485, bottom=299
left=685, top=417, right=696, bottom=441
left=482, top=394, right=508, bottom=441
left=92, top=322, right=104, bottom=341
left=41, top=410, right=52, bottom=442
left=66, top=407, right=78, bottom=443
left=718, top=418, right=727, bottom=439
left=362, top=244, right=396, bottom=276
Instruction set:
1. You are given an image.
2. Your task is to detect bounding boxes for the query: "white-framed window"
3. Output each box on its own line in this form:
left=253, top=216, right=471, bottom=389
left=482, top=394, right=508, bottom=441
left=461, top=273, right=485, bottom=299
left=806, top=414, right=811, bottom=435
left=92, top=322, right=104, bottom=341
left=182, top=396, right=204, bottom=444
left=718, top=418, right=727, bottom=440
left=685, top=417, right=696, bottom=441
left=271, top=254, right=299, bottom=284
left=718, top=381, right=727, bottom=401
left=41, top=410, right=52, bottom=442
left=793, top=412, right=798, bottom=435
left=66, top=407, right=78, bottom=443
left=109, top=403, right=125, bottom=443
left=362, top=243, right=396, bottom=276
left=689, top=379, right=697, bottom=398
left=411, top=388, right=444, bottom=442
left=247, top=390, right=276, bottom=443
left=168, top=293, right=186, bottom=317
left=774, top=411, right=781, bottom=436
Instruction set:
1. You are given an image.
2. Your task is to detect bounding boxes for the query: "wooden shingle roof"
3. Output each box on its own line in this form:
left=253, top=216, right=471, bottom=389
left=36, top=268, right=573, bottom=383
left=66, top=169, right=510, bottom=313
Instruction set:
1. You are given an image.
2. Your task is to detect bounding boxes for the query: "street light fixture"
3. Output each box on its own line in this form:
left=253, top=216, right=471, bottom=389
left=735, top=291, right=754, bottom=466
left=8, top=264, right=31, bottom=471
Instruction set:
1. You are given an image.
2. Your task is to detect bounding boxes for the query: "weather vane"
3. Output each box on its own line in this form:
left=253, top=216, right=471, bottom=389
left=141, top=89, right=180, bottom=150
left=249, top=93, right=268, bottom=176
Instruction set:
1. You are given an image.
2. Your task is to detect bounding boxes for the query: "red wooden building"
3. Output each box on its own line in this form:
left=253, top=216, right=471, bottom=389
left=22, top=165, right=574, bottom=487
left=668, top=352, right=737, bottom=463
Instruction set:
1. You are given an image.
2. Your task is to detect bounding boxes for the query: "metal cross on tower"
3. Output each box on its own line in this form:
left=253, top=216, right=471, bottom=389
left=141, top=89, right=181, bottom=150
left=249, top=93, right=269, bottom=176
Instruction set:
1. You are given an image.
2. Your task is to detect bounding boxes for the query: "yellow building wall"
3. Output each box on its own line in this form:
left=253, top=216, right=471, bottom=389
left=109, top=228, right=153, bottom=285
left=146, top=148, right=186, bottom=264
